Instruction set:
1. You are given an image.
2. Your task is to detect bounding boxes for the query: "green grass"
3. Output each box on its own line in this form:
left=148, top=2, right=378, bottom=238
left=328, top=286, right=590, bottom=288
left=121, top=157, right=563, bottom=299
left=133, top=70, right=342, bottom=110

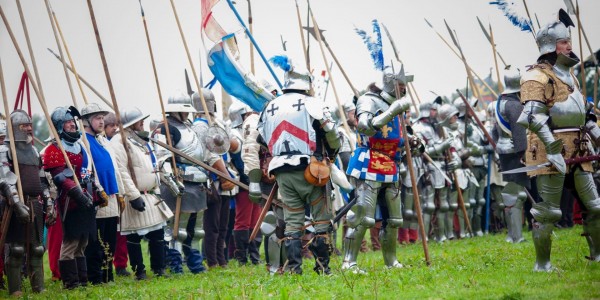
left=9, top=226, right=600, bottom=299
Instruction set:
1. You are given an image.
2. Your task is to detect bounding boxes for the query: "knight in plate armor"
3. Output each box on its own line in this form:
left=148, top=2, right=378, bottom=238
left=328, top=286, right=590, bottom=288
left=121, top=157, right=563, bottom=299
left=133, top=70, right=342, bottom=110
left=495, top=68, right=528, bottom=243
left=343, top=61, right=413, bottom=272
left=517, top=9, right=600, bottom=270
left=257, top=55, right=341, bottom=275
left=453, top=97, right=494, bottom=237
left=1, top=110, right=54, bottom=295
left=154, top=91, right=220, bottom=274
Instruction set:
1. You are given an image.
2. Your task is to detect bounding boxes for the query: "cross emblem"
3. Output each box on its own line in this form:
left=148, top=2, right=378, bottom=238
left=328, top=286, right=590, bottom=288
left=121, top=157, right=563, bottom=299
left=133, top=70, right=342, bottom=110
left=282, top=140, right=292, bottom=152
left=292, top=99, right=305, bottom=111
left=267, top=103, right=279, bottom=116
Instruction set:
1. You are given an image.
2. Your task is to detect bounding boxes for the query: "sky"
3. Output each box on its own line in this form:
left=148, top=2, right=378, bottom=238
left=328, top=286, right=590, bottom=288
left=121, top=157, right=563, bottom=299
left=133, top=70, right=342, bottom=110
left=1, top=0, right=599, bottom=127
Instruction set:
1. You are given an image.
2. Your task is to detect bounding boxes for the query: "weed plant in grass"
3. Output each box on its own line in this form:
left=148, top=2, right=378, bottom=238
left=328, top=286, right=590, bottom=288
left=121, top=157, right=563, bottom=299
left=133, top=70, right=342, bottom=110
left=11, top=226, right=600, bottom=299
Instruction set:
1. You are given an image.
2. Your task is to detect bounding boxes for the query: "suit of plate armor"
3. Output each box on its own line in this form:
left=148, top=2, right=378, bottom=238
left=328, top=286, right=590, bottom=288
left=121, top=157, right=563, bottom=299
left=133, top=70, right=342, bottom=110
left=414, top=101, right=455, bottom=242
left=454, top=98, right=492, bottom=237
left=517, top=10, right=600, bottom=270
left=343, top=62, right=412, bottom=271
left=0, top=111, right=52, bottom=295
left=495, top=69, right=528, bottom=243
left=435, top=104, right=467, bottom=241
left=155, top=92, right=219, bottom=274
left=404, top=105, right=435, bottom=241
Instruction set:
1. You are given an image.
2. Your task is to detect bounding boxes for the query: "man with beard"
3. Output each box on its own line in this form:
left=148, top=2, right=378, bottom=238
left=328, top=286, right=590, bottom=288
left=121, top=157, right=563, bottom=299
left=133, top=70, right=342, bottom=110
left=42, top=106, right=104, bottom=289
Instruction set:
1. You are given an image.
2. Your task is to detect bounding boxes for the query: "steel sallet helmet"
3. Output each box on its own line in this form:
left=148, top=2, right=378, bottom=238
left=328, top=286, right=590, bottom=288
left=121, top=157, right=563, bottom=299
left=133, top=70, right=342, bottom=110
left=228, top=100, right=253, bottom=128
left=453, top=97, right=478, bottom=118
left=9, top=110, right=32, bottom=142
left=503, top=67, right=522, bottom=94
left=436, top=103, right=459, bottom=128
left=536, top=9, right=575, bottom=57
left=165, top=90, right=196, bottom=114
left=192, top=88, right=216, bottom=114
left=382, top=60, right=414, bottom=98
left=418, top=102, right=433, bottom=119
left=121, top=107, right=150, bottom=129
left=81, top=102, right=110, bottom=131
left=50, top=106, right=81, bottom=143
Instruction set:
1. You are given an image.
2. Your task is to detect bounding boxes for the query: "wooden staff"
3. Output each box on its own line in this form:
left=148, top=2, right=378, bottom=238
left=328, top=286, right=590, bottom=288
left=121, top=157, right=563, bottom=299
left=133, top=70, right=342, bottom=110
left=575, top=1, right=586, bottom=101
left=488, top=23, right=503, bottom=93
left=294, top=0, right=309, bottom=69
left=399, top=108, right=430, bottom=265
left=247, top=0, right=255, bottom=74
left=138, top=0, right=183, bottom=238
left=47, top=48, right=113, bottom=109
left=0, top=58, right=23, bottom=252
left=456, top=89, right=497, bottom=149
left=169, top=0, right=212, bottom=125
left=0, top=5, right=81, bottom=187
left=424, top=19, right=499, bottom=100
left=249, top=182, right=278, bottom=241
left=444, top=19, right=485, bottom=107
left=521, top=0, right=538, bottom=42
left=86, top=0, right=137, bottom=186
left=380, top=23, right=419, bottom=113
left=304, top=26, right=359, bottom=97
left=308, top=7, right=353, bottom=140
left=44, top=0, right=100, bottom=184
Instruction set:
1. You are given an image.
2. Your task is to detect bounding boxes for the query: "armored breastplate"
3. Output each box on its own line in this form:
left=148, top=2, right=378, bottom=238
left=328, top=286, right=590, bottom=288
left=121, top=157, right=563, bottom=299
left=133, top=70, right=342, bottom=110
left=260, top=94, right=316, bottom=157
left=549, top=89, right=586, bottom=129
left=173, top=122, right=204, bottom=164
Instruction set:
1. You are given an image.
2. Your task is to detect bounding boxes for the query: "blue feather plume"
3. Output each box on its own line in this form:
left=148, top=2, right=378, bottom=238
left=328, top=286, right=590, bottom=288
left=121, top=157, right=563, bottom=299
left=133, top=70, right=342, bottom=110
left=490, top=0, right=533, bottom=33
left=269, top=55, right=292, bottom=72
left=354, top=19, right=384, bottom=71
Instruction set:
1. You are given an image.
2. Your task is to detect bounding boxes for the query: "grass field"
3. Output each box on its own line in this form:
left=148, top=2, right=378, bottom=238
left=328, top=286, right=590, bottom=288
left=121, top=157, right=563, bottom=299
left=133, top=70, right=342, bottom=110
left=8, top=226, right=600, bottom=299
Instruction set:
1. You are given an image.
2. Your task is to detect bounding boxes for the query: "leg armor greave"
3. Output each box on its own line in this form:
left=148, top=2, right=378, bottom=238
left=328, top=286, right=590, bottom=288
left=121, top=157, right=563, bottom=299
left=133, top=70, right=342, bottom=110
left=380, top=227, right=402, bottom=268
left=346, top=180, right=379, bottom=228
left=582, top=216, right=600, bottom=262
left=509, top=191, right=526, bottom=243
left=29, top=245, right=45, bottom=293
left=341, top=225, right=367, bottom=270
left=403, top=185, right=416, bottom=222
left=384, top=184, right=403, bottom=228
left=574, top=168, right=600, bottom=215
left=502, top=182, right=520, bottom=242
left=531, top=174, right=564, bottom=271
left=6, top=244, right=25, bottom=295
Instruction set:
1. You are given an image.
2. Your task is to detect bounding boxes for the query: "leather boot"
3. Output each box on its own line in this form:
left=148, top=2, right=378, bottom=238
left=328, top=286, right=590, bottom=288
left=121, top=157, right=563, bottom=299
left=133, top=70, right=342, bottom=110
left=284, top=235, right=303, bottom=274
left=59, top=259, right=80, bottom=290
left=233, top=230, right=249, bottom=265
left=249, top=234, right=262, bottom=265
left=532, top=222, right=554, bottom=271
left=75, top=257, right=88, bottom=287
left=308, top=235, right=332, bottom=275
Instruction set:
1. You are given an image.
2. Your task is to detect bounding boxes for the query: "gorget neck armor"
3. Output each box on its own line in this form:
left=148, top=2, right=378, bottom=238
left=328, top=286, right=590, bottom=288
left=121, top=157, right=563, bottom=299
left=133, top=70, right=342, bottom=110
left=553, top=53, right=579, bottom=88
left=61, top=139, right=81, bottom=154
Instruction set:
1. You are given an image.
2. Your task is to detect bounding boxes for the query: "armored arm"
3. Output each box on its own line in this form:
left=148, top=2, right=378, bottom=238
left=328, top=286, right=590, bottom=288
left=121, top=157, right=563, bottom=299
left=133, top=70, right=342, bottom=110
left=517, top=100, right=565, bottom=174
left=39, top=169, right=56, bottom=226
left=371, top=98, right=411, bottom=129
left=318, top=106, right=342, bottom=153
